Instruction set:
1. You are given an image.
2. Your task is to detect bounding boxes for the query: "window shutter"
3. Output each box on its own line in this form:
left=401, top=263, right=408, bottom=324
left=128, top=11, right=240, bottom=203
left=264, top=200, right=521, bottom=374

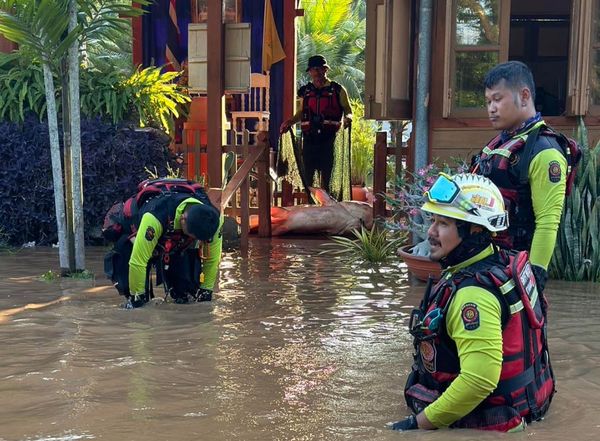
left=568, top=0, right=593, bottom=115
left=188, top=23, right=251, bottom=93
left=365, top=0, right=413, bottom=120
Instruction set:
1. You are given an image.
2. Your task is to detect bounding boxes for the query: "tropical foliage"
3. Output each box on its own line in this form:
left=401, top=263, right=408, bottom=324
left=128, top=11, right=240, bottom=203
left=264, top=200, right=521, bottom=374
left=297, top=0, right=365, bottom=100
left=550, top=118, right=600, bottom=282
left=349, top=99, right=379, bottom=185
left=321, top=225, right=408, bottom=264
left=0, top=56, right=189, bottom=134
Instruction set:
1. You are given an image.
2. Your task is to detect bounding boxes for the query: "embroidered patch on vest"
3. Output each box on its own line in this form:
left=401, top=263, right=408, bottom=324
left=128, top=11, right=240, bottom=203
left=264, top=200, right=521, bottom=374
left=420, top=340, right=436, bottom=373
left=144, top=226, right=156, bottom=241
left=548, top=160, right=561, bottom=183
left=461, top=303, right=480, bottom=331
left=509, top=152, right=520, bottom=166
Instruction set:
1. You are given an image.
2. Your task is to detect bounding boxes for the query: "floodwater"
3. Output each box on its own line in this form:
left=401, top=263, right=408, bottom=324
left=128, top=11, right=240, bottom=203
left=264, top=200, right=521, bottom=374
left=0, top=239, right=598, bottom=441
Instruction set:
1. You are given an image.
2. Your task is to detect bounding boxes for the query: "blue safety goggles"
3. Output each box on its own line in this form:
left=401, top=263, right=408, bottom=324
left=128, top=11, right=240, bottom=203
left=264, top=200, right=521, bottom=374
left=424, top=173, right=460, bottom=204
left=424, top=173, right=479, bottom=215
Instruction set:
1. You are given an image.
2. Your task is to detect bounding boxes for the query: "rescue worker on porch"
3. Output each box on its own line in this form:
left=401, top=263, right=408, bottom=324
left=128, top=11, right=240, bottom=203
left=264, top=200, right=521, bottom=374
left=471, top=61, right=568, bottom=292
left=279, top=54, right=353, bottom=195
left=391, top=173, right=554, bottom=432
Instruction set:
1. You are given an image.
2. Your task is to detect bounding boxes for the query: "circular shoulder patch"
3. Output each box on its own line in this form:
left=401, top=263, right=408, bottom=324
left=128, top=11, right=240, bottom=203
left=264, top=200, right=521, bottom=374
left=548, top=160, right=561, bottom=183
left=461, top=303, right=480, bottom=331
left=144, top=226, right=156, bottom=241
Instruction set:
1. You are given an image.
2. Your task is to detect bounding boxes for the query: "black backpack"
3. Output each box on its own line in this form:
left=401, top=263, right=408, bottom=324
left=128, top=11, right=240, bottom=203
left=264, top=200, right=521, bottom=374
left=102, top=178, right=214, bottom=242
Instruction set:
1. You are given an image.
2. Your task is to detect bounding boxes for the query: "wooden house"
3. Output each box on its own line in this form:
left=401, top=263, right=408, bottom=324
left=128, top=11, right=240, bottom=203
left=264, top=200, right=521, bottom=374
left=365, top=0, right=600, bottom=169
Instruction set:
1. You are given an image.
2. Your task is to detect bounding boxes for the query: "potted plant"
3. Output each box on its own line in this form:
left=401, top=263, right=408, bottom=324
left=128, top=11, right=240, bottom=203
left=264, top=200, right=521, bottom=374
left=350, top=100, right=378, bottom=200
left=384, top=159, right=469, bottom=281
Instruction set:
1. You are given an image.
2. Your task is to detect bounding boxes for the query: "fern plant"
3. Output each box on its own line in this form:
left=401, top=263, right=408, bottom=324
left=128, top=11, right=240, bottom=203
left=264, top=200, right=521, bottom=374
left=321, top=225, right=408, bottom=264
left=549, top=117, right=600, bottom=281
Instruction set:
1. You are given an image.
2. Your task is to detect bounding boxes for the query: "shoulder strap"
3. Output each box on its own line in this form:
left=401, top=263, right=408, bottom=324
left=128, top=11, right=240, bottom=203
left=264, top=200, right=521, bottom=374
left=517, top=125, right=542, bottom=185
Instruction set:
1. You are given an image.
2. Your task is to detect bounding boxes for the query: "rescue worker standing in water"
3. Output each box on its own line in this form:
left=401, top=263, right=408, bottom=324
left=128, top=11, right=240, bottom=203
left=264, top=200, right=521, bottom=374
left=391, top=173, right=555, bottom=432
left=471, top=61, right=571, bottom=292
left=279, top=55, right=353, bottom=196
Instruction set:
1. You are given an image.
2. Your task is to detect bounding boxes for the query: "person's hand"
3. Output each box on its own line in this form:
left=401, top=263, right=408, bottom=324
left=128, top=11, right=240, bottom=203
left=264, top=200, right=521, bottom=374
left=123, top=293, right=147, bottom=309
left=532, top=264, right=548, bottom=292
left=343, top=116, right=352, bottom=129
left=195, top=288, right=213, bottom=302
left=279, top=119, right=292, bottom=134
left=388, top=415, right=418, bottom=431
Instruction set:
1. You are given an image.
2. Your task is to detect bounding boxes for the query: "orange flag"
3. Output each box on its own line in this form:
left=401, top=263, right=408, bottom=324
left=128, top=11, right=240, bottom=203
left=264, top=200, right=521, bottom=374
left=262, top=0, right=286, bottom=73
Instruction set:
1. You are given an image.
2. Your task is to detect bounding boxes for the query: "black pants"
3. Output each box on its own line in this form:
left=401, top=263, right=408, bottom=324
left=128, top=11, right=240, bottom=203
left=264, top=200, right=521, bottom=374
left=104, top=236, right=202, bottom=300
left=302, top=133, right=335, bottom=193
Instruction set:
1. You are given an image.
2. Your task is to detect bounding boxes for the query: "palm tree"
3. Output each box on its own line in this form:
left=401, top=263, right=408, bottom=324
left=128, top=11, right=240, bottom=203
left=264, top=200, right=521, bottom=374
left=297, top=0, right=366, bottom=100
left=0, top=0, right=145, bottom=272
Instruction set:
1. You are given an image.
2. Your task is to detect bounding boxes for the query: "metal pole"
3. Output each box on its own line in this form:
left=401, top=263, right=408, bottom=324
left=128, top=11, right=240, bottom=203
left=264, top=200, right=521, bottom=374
left=414, top=0, right=433, bottom=172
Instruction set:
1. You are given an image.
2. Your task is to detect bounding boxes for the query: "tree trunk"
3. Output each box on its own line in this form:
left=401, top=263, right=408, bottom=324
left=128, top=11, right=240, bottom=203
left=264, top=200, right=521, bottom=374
left=42, top=62, right=69, bottom=271
left=69, top=0, right=85, bottom=270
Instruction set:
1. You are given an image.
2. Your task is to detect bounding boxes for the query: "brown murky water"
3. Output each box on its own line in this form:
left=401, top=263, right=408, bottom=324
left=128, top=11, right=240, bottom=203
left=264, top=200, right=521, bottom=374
left=0, top=239, right=598, bottom=441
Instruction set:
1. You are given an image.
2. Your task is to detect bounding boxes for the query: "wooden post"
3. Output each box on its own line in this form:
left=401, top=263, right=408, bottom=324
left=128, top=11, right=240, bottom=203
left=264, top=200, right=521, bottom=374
left=373, top=131, right=388, bottom=219
left=131, top=3, right=143, bottom=66
left=256, top=131, right=272, bottom=237
left=240, top=131, right=250, bottom=252
left=207, top=0, right=223, bottom=188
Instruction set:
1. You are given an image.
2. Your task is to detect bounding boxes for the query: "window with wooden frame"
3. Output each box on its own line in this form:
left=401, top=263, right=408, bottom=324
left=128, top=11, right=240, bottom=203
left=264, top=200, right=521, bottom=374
left=443, top=0, right=510, bottom=118
left=444, top=0, right=592, bottom=118
left=192, top=0, right=241, bottom=24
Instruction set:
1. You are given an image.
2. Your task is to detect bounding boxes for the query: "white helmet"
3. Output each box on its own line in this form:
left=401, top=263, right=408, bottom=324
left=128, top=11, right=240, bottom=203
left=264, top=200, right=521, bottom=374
left=421, top=173, right=509, bottom=232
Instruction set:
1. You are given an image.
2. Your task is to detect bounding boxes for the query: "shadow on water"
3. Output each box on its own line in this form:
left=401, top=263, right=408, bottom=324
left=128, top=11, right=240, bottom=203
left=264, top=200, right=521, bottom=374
left=0, top=240, right=598, bottom=441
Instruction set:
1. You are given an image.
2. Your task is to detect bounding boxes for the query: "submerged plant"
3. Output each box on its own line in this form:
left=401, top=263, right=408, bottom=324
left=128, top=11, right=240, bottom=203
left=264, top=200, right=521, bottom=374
left=321, top=225, right=408, bottom=263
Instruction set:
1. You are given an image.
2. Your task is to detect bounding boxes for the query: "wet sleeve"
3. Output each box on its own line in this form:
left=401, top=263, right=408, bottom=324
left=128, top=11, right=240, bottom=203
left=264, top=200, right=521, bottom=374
left=528, top=148, right=567, bottom=269
left=200, top=214, right=224, bottom=291
left=423, top=286, right=503, bottom=428
left=128, top=213, right=163, bottom=296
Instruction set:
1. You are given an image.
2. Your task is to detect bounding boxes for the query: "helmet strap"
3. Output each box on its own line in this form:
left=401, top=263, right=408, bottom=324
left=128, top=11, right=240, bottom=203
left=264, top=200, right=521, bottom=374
left=441, top=226, right=492, bottom=268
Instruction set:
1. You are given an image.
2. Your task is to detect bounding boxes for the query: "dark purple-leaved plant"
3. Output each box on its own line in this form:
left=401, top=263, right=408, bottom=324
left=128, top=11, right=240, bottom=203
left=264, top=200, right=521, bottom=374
left=0, top=116, right=177, bottom=246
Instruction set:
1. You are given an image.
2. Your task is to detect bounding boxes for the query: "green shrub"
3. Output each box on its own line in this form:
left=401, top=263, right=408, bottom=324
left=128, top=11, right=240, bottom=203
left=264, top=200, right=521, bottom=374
left=321, top=225, right=408, bottom=264
left=350, top=100, right=379, bottom=186
left=550, top=117, right=600, bottom=281
left=0, top=54, right=190, bottom=134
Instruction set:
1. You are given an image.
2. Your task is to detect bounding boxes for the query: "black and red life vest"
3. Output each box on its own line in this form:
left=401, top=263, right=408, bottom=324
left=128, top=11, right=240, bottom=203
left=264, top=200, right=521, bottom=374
left=405, top=248, right=555, bottom=432
left=472, top=121, right=581, bottom=250
left=299, top=81, right=344, bottom=136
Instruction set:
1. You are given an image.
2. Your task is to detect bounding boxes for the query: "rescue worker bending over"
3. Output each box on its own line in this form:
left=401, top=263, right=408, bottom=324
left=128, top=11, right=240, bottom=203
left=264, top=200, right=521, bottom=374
left=107, top=189, right=222, bottom=309
left=392, top=173, right=555, bottom=432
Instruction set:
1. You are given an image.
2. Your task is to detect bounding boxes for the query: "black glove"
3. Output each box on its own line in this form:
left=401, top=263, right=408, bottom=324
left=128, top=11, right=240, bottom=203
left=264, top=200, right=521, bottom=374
left=123, top=294, right=147, bottom=309
left=389, top=415, right=419, bottom=431
left=195, top=288, right=213, bottom=302
left=532, top=264, right=548, bottom=292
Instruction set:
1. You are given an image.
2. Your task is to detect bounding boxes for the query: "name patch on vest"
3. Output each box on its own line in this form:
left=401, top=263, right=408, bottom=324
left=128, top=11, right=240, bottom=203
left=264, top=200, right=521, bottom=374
left=144, top=226, right=156, bottom=241
left=420, top=340, right=436, bottom=373
left=461, top=303, right=480, bottom=331
left=548, top=160, right=561, bottom=183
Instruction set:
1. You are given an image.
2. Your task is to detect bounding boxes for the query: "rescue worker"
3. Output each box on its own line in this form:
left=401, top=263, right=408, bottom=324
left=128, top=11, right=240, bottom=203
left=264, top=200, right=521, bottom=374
left=106, top=183, right=223, bottom=308
left=279, top=54, right=353, bottom=196
left=471, top=61, right=569, bottom=292
left=391, top=173, right=555, bottom=432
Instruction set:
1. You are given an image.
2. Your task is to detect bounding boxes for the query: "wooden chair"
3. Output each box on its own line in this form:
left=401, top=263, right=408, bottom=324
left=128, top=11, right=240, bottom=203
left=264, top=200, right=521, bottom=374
left=230, top=72, right=270, bottom=145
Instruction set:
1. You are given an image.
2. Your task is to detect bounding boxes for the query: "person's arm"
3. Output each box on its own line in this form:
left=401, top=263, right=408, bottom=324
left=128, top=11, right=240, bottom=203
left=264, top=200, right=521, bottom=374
left=528, top=148, right=567, bottom=269
left=419, top=286, right=503, bottom=429
left=338, top=86, right=353, bottom=128
left=129, top=212, right=163, bottom=297
left=200, top=214, right=224, bottom=291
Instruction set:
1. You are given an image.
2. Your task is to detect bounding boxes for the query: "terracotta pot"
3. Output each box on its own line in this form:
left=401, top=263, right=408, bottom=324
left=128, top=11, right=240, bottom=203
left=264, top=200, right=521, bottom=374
left=398, top=244, right=442, bottom=282
left=351, top=185, right=368, bottom=201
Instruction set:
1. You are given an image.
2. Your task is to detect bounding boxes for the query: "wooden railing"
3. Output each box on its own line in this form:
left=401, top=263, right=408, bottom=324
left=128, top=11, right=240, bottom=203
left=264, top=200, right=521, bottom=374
left=172, top=129, right=272, bottom=249
left=372, top=131, right=409, bottom=219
